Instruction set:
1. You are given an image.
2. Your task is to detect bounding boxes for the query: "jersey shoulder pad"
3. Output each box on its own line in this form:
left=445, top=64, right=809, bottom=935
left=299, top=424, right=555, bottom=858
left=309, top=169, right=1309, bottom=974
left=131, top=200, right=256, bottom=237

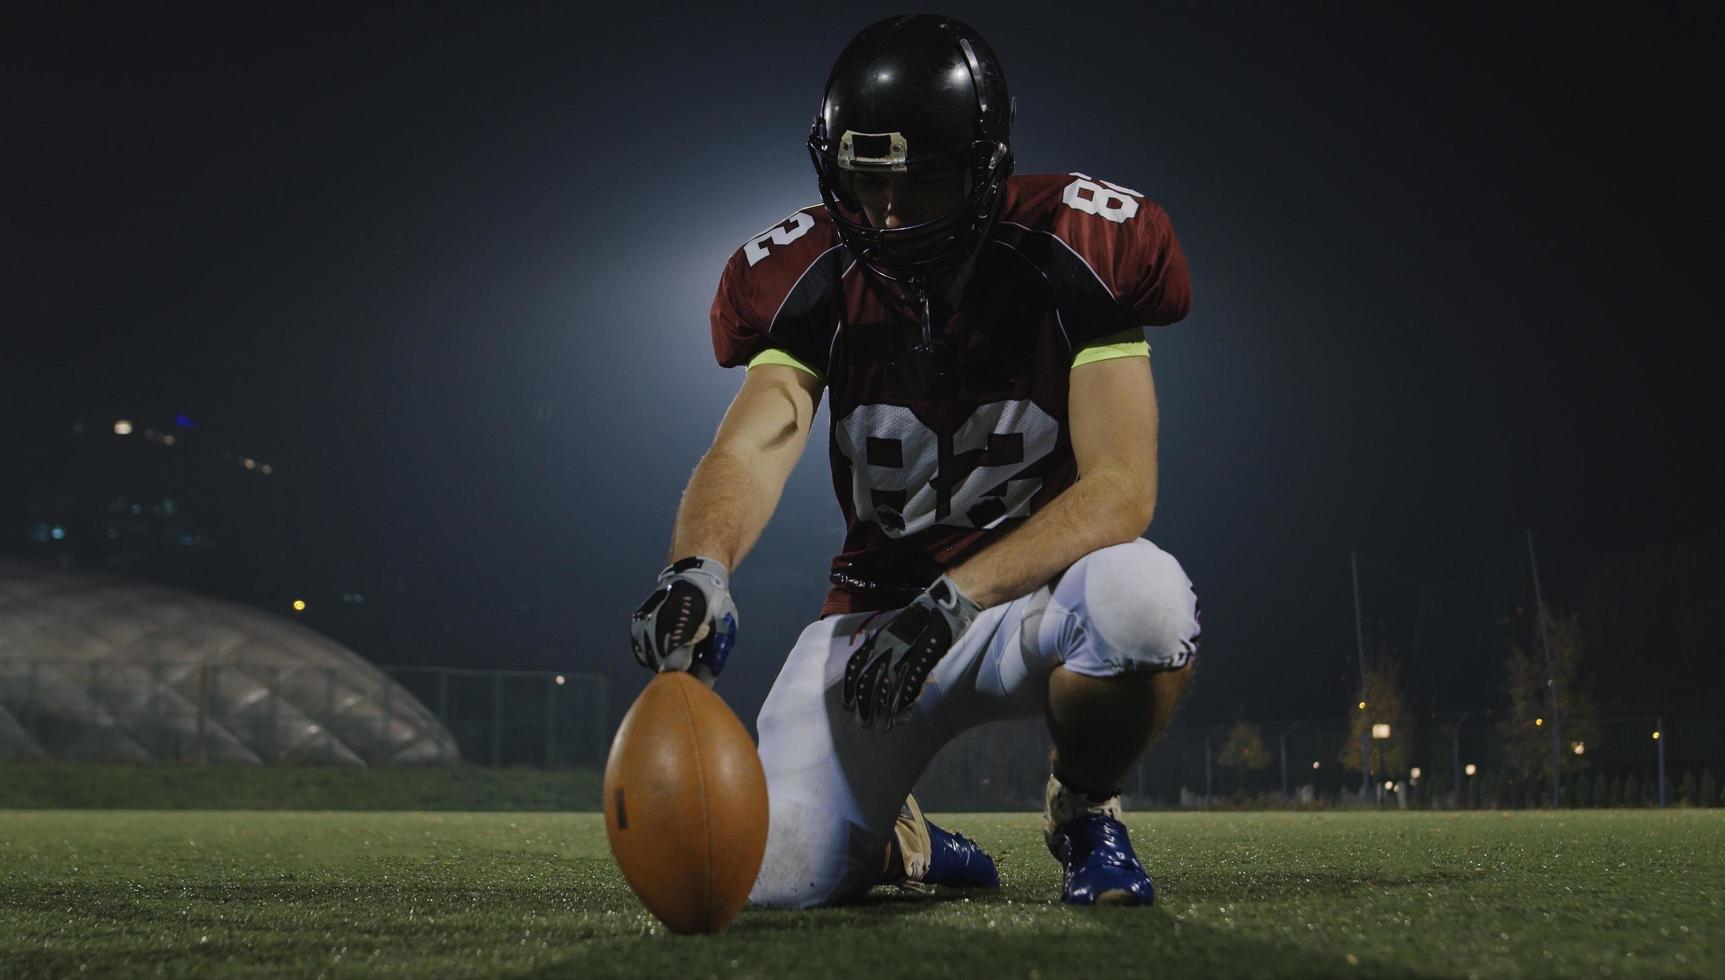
left=710, top=206, right=848, bottom=372
left=992, top=173, right=1191, bottom=346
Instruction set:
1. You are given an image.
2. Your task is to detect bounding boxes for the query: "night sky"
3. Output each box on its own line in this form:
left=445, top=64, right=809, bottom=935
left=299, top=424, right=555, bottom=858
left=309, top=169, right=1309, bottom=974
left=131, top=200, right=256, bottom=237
left=6, top=3, right=1721, bottom=729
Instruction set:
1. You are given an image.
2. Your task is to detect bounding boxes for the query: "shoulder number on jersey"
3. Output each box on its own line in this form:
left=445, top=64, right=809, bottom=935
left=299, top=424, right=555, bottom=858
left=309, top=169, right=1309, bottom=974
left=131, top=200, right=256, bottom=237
left=835, top=400, right=1059, bottom=538
left=1061, top=173, right=1144, bottom=224
left=744, top=212, right=816, bottom=266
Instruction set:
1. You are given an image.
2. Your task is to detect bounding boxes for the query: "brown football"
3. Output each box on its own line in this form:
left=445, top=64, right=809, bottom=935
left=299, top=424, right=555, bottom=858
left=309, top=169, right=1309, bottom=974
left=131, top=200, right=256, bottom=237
left=602, top=671, right=769, bottom=934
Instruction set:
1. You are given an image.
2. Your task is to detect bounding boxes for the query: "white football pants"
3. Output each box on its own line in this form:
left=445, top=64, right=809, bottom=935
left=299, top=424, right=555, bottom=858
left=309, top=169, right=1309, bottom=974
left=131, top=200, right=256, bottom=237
left=748, top=538, right=1200, bottom=909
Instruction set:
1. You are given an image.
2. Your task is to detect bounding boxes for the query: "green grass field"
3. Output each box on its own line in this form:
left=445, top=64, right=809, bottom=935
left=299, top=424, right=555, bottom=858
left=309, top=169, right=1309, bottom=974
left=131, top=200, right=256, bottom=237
left=1, top=810, right=1719, bottom=978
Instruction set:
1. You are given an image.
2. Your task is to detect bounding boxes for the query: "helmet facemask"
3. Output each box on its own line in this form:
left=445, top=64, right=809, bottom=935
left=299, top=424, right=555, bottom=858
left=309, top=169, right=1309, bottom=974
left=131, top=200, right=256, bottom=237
left=810, top=131, right=1009, bottom=281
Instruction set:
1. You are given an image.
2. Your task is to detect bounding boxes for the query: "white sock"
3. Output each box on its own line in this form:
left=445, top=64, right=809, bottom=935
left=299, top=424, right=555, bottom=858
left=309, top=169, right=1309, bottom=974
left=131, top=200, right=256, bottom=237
left=1043, top=772, right=1123, bottom=847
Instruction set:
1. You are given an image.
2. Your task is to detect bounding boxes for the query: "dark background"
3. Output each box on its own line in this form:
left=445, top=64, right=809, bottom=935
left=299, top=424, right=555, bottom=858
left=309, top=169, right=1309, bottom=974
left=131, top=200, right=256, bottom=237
left=5, top=2, right=1720, bottom=731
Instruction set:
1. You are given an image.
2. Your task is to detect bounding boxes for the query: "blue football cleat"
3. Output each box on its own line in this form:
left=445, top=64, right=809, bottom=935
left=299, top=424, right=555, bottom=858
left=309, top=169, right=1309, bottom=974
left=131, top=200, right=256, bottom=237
left=889, top=795, right=1000, bottom=892
left=1048, top=813, right=1156, bottom=906
left=923, top=816, right=1000, bottom=888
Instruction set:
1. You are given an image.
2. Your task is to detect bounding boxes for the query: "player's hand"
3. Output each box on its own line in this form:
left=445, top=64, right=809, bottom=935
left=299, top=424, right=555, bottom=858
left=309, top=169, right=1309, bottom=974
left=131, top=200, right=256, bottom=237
left=842, top=574, right=982, bottom=729
left=630, top=556, right=738, bottom=681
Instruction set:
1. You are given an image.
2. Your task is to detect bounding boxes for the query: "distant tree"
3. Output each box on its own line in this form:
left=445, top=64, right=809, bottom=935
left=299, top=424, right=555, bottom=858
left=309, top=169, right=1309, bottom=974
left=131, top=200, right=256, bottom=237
left=1340, top=660, right=1412, bottom=779
left=1702, top=769, right=1718, bottom=808
left=1217, top=719, right=1270, bottom=794
left=1590, top=772, right=1609, bottom=809
left=1619, top=775, right=1639, bottom=807
left=1679, top=771, right=1698, bottom=806
left=1500, top=605, right=1599, bottom=792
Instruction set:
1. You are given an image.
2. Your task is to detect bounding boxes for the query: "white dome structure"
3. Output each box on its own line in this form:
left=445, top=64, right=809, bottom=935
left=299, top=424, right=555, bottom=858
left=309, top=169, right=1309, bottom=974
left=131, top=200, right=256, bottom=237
left=0, top=560, right=458, bottom=765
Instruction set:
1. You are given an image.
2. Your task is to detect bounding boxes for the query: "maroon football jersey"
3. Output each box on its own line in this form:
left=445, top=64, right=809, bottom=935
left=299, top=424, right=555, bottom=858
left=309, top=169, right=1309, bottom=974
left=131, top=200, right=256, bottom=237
left=711, top=173, right=1191, bottom=615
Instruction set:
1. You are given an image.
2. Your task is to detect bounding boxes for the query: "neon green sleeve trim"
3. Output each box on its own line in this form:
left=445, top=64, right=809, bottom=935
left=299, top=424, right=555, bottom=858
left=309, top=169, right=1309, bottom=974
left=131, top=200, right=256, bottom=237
left=1072, top=328, right=1151, bottom=368
left=747, top=347, right=824, bottom=381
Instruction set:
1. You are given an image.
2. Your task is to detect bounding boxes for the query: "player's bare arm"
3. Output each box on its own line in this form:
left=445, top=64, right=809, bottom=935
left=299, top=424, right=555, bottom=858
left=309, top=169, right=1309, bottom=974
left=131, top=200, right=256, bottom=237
left=670, top=363, right=823, bottom=569
left=629, top=363, right=821, bottom=677
left=944, top=353, right=1158, bottom=609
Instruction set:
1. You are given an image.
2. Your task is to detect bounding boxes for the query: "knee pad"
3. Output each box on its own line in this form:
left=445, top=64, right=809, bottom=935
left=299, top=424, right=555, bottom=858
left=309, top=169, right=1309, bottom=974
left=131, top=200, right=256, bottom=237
left=1051, top=539, right=1199, bottom=676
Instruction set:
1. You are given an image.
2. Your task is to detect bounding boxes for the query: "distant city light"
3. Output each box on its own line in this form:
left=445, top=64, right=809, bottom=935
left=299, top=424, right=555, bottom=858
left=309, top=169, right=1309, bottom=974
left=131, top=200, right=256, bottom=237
left=162, top=434, right=176, bottom=446
left=1371, top=723, right=1391, bottom=739
left=50, top=526, right=66, bottom=541
left=1312, top=761, right=1321, bottom=770
left=243, top=458, right=256, bottom=470
left=113, top=420, right=133, bottom=435
left=259, top=464, right=272, bottom=475
left=1465, top=763, right=1478, bottom=776
left=175, top=414, right=196, bottom=429
left=1410, top=767, right=1422, bottom=780
left=1652, top=730, right=1661, bottom=741
left=555, top=675, right=567, bottom=686
left=1571, top=741, right=1586, bottom=756
left=1383, top=780, right=1395, bottom=791
left=291, top=599, right=306, bottom=612
left=1357, top=701, right=1366, bottom=710
left=1535, top=717, right=1544, bottom=727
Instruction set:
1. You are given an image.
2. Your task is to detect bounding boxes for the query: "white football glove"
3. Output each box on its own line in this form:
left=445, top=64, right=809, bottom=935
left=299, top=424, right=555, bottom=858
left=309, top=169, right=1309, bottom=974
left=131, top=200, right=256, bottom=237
left=629, top=556, right=738, bottom=680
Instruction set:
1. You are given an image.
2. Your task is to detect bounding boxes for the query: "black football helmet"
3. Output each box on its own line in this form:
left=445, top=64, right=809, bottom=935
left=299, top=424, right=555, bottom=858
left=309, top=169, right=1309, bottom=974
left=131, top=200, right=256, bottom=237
left=808, top=15, right=1015, bottom=281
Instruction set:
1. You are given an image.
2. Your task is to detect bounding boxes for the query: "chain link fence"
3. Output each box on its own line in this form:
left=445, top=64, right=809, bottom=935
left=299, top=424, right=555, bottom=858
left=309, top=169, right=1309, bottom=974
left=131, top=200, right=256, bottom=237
left=0, top=660, right=607, bottom=768
left=915, top=708, right=1725, bottom=811
left=381, top=666, right=608, bottom=768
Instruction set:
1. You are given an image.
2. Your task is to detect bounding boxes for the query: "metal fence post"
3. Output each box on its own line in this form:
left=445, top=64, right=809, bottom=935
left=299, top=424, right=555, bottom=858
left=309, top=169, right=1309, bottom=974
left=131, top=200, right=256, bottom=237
left=1359, top=727, right=1372, bottom=801
left=266, top=667, right=280, bottom=763
left=595, top=676, right=609, bottom=764
left=1451, top=712, right=1468, bottom=810
left=437, top=668, right=449, bottom=725
left=381, top=673, right=394, bottom=766
left=1656, top=715, right=1667, bottom=808
left=1279, top=729, right=1289, bottom=800
left=26, top=661, right=39, bottom=743
left=1279, top=721, right=1304, bottom=800
left=1204, top=727, right=1218, bottom=805
left=196, top=663, right=209, bottom=766
left=545, top=675, right=558, bottom=767
left=491, top=672, right=504, bottom=766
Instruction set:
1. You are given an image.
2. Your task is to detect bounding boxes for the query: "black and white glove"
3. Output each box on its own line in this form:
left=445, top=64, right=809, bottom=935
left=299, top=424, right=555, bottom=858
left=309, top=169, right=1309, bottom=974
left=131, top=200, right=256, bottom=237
left=842, top=574, right=983, bottom=729
left=629, top=556, right=738, bottom=681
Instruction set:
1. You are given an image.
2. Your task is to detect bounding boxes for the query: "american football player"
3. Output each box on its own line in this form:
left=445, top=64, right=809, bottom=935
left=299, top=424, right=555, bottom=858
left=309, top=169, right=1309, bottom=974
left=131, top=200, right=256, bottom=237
left=631, top=14, right=1199, bottom=908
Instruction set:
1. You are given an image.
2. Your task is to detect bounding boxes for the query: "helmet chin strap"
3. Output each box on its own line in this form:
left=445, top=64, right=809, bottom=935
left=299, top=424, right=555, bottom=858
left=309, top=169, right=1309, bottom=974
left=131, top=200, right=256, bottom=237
left=911, top=276, right=935, bottom=349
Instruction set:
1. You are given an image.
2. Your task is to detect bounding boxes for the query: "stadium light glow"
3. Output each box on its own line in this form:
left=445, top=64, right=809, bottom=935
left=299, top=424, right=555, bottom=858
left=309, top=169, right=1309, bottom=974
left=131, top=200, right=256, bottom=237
left=1410, top=767, right=1422, bottom=780
left=1535, top=717, right=1544, bottom=727
left=1357, top=701, right=1366, bottom=710
left=1571, top=741, right=1585, bottom=755
left=1652, top=731, right=1661, bottom=740
left=291, top=599, right=306, bottom=612
left=1383, top=780, right=1395, bottom=791
left=1465, top=763, right=1478, bottom=776
left=1371, top=723, right=1391, bottom=739
left=113, top=420, right=133, bottom=435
